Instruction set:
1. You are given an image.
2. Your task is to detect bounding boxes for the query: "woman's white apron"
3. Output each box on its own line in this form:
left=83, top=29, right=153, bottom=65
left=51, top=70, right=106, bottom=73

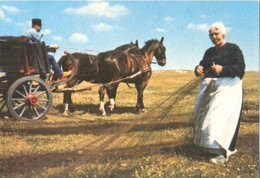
left=193, top=77, right=243, bottom=153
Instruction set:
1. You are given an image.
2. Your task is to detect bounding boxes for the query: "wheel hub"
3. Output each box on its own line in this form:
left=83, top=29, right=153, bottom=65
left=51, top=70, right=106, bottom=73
left=25, top=94, right=38, bottom=105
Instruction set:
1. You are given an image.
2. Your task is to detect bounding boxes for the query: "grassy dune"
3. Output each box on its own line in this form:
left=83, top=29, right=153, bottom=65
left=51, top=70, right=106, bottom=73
left=0, top=70, right=258, bottom=177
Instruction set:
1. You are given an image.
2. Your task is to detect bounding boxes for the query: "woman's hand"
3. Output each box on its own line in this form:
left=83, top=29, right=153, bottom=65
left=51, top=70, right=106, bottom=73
left=211, top=63, right=223, bottom=75
left=196, top=65, right=204, bottom=76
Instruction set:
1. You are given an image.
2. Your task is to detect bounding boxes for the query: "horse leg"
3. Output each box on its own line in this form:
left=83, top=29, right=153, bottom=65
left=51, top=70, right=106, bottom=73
left=98, top=85, right=106, bottom=116
left=63, top=77, right=79, bottom=116
left=68, top=91, right=77, bottom=112
left=106, top=84, right=119, bottom=112
left=63, top=91, right=71, bottom=116
left=135, top=81, right=148, bottom=112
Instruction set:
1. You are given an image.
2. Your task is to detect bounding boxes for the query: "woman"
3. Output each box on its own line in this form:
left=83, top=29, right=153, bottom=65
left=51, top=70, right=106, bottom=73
left=193, top=22, right=245, bottom=164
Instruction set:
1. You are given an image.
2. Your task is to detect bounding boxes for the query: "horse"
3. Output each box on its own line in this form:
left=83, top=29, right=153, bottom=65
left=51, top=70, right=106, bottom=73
left=97, top=37, right=166, bottom=116
left=58, top=41, right=140, bottom=115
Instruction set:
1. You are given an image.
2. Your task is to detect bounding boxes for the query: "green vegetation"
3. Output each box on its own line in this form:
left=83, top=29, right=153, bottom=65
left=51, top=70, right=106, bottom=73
left=0, top=70, right=258, bottom=177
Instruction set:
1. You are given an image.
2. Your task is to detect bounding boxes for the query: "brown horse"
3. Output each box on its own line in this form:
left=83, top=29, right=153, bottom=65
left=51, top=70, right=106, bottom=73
left=58, top=41, right=140, bottom=115
left=97, top=37, right=166, bottom=115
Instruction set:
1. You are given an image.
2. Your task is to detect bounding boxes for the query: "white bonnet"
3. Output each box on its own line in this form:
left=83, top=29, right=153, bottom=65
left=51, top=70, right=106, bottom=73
left=209, top=22, right=227, bottom=35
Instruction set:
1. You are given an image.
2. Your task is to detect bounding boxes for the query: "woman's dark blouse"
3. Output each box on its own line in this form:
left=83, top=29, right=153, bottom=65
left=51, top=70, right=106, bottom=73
left=195, top=42, right=246, bottom=79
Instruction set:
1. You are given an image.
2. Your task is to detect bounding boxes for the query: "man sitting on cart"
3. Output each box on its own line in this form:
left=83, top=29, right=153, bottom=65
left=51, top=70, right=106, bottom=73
left=24, top=18, right=71, bottom=80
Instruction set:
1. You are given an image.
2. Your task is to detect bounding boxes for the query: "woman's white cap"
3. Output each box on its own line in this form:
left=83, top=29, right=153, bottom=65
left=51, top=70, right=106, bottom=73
left=209, top=22, right=227, bottom=35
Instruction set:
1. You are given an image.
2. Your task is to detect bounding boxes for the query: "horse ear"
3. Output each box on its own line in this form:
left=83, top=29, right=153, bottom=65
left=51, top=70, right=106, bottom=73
left=135, top=40, right=139, bottom=47
left=160, top=37, right=164, bottom=44
left=130, top=41, right=134, bottom=44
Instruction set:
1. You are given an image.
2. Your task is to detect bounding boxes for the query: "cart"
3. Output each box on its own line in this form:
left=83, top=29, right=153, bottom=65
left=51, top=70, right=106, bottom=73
left=0, top=36, right=77, bottom=121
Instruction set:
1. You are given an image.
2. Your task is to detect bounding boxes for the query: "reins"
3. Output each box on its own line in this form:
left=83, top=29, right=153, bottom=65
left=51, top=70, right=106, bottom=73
left=53, top=67, right=151, bottom=92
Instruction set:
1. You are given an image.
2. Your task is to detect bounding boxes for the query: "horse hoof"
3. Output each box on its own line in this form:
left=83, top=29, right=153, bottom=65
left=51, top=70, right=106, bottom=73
left=141, top=108, right=147, bottom=112
left=105, top=102, right=115, bottom=112
left=135, top=108, right=146, bottom=114
left=62, top=111, right=70, bottom=116
left=108, top=105, right=114, bottom=112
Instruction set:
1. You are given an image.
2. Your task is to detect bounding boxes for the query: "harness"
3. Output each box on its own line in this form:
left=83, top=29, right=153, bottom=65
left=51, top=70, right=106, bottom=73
left=129, top=53, right=151, bottom=74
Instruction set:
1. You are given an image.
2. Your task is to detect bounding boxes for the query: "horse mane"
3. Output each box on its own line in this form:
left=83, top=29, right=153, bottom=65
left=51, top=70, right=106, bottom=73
left=114, top=42, right=141, bottom=54
left=141, top=38, right=160, bottom=54
left=115, top=44, right=132, bottom=51
left=145, top=39, right=159, bottom=46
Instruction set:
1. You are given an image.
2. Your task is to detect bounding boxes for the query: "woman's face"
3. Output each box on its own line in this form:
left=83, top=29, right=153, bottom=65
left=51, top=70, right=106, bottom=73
left=209, top=28, right=225, bottom=47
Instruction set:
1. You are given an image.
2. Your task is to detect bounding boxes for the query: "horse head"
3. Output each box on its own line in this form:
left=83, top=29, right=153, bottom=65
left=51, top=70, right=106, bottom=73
left=153, top=37, right=166, bottom=66
left=142, top=37, right=166, bottom=66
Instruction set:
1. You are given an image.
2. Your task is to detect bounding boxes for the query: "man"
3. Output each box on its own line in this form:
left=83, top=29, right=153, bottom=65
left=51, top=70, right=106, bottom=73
left=25, top=18, right=71, bottom=80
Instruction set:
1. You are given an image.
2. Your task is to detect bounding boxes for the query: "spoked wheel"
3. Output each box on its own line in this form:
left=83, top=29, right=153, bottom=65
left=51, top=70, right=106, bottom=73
left=7, top=76, right=52, bottom=121
left=0, top=76, right=9, bottom=113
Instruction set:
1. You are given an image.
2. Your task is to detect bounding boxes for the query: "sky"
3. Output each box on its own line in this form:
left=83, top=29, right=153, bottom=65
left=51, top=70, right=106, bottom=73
left=0, top=1, right=259, bottom=71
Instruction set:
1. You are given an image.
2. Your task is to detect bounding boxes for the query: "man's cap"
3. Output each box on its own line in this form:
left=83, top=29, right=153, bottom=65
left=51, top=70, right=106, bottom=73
left=32, top=18, right=42, bottom=26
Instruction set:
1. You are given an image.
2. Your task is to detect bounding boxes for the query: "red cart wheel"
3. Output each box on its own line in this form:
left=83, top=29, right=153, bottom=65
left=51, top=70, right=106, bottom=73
left=7, top=76, right=52, bottom=121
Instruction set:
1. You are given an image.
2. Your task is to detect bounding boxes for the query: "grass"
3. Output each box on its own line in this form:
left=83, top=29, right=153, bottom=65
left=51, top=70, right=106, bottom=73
left=0, top=70, right=258, bottom=177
